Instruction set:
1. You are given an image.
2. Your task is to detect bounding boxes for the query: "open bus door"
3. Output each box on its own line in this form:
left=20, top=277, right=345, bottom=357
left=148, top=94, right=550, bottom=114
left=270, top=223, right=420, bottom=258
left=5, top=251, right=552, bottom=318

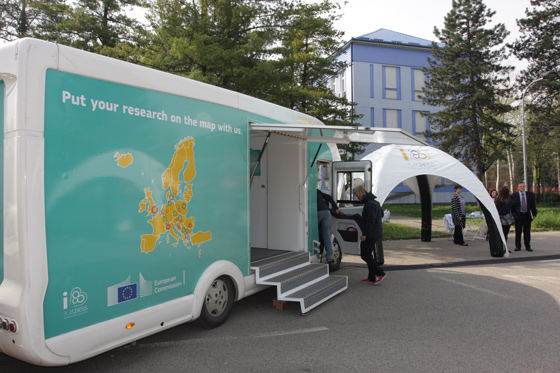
left=330, top=160, right=384, bottom=264
left=250, top=123, right=426, bottom=264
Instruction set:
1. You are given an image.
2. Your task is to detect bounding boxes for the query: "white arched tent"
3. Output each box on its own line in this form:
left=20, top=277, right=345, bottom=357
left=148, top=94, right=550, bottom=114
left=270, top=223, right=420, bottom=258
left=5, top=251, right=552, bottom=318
left=362, top=144, right=508, bottom=257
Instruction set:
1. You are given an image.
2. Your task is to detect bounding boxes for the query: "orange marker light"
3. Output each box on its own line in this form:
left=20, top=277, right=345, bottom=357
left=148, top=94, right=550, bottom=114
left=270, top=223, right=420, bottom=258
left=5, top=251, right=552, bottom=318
left=126, top=323, right=135, bottom=329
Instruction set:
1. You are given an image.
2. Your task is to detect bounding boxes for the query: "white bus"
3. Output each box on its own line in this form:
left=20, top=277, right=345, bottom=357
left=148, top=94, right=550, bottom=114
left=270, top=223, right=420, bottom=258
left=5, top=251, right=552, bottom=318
left=0, top=38, right=424, bottom=366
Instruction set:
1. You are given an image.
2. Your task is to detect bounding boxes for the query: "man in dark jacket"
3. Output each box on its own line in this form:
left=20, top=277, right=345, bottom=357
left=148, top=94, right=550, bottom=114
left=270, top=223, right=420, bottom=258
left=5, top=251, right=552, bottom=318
left=355, top=186, right=386, bottom=285
left=511, top=182, right=537, bottom=251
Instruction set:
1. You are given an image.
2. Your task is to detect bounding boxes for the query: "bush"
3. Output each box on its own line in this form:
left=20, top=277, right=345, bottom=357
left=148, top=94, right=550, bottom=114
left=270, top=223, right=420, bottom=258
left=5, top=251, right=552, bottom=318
left=532, top=207, right=560, bottom=231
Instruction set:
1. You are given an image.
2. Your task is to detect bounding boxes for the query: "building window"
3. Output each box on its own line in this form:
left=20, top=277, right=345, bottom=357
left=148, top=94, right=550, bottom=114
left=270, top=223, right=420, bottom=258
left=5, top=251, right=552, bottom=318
left=370, top=64, right=374, bottom=98
left=383, top=109, right=401, bottom=128
left=340, top=71, right=346, bottom=98
left=370, top=108, right=375, bottom=127
left=383, top=66, right=400, bottom=100
left=330, top=77, right=336, bottom=93
left=413, top=111, right=429, bottom=134
left=412, top=69, right=425, bottom=101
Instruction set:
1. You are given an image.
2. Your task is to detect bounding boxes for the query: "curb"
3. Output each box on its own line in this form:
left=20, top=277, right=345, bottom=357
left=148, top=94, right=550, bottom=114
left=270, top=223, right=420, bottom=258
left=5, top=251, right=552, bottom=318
left=342, top=254, right=560, bottom=272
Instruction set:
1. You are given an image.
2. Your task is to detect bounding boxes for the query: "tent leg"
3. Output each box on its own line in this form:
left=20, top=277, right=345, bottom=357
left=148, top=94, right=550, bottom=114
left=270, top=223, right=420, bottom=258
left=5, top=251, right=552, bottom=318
left=479, top=202, right=506, bottom=257
left=417, top=175, right=432, bottom=242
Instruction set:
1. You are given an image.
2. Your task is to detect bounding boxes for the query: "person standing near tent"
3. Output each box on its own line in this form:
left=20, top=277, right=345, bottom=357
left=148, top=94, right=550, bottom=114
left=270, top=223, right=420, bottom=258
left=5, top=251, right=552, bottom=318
left=511, top=182, right=537, bottom=252
left=355, top=186, right=386, bottom=285
left=451, top=185, right=468, bottom=246
left=495, top=187, right=515, bottom=244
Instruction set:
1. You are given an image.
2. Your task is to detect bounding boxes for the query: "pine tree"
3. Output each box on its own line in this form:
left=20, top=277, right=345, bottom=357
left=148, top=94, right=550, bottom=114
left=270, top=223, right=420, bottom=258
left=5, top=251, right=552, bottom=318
left=0, top=0, right=66, bottom=41
left=125, top=0, right=361, bottom=156
left=266, top=0, right=363, bottom=158
left=142, top=0, right=360, bottom=149
left=282, top=1, right=364, bottom=160
left=50, top=0, right=146, bottom=52
left=509, top=0, right=560, bottom=191
left=422, top=0, right=513, bottom=181
left=142, top=0, right=279, bottom=96
left=509, top=0, right=560, bottom=87
left=269, top=1, right=343, bottom=112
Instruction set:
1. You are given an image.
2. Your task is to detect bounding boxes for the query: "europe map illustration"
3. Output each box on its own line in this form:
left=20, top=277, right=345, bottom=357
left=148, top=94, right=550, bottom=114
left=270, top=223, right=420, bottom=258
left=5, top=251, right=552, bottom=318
left=127, top=137, right=212, bottom=253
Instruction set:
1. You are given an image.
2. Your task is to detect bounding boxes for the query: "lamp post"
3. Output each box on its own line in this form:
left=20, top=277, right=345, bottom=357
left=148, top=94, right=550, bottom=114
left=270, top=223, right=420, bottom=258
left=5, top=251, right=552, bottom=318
left=520, top=70, right=559, bottom=187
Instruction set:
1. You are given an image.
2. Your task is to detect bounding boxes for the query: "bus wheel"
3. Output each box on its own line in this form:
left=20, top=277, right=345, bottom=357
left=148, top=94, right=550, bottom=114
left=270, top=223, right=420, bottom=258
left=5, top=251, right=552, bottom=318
left=195, top=276, right=235, bottom=329
left=329, top=238, right=342, bottom=272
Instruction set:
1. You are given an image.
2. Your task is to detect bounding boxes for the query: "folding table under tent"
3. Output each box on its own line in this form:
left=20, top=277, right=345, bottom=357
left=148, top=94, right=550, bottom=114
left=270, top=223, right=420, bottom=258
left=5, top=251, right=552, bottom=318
left=362, top=144, right=508, bottom=257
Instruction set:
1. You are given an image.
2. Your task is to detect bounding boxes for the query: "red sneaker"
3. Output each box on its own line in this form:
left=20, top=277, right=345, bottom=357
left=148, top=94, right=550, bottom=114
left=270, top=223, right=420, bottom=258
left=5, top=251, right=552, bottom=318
left=373, top=275, right=386, bottom=285
left=360, top=278, right=375, bottom=284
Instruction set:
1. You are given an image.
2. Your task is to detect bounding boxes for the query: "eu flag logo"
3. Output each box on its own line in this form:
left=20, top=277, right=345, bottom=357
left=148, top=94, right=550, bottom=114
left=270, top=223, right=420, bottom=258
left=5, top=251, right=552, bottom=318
left=117, top=283, right=138, bottom=303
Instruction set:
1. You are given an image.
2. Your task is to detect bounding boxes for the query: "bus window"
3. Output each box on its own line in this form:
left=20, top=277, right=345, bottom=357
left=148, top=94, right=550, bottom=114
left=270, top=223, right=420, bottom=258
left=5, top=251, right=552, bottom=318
left=336, top=171, right=365, bottom=203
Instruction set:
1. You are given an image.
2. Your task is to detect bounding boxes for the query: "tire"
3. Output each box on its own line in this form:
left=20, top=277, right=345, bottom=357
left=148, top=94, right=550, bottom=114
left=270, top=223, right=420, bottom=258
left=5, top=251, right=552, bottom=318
left=194, top=276, right=235, bottom=329
left=329, top=238, right=342, bottom=272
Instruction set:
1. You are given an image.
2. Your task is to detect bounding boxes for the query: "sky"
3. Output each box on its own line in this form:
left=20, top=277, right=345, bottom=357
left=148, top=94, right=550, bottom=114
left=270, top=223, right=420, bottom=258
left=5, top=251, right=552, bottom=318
left=331, top=0, right=532, bottom=73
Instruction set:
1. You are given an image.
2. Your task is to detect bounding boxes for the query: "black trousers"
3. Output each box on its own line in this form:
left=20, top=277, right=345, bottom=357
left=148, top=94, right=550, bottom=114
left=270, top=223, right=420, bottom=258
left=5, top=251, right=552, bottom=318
left=360, top=237, right=385, bottom=281
left=515, top=212, right=532, bottom=249
left=453, top=223, right=465, bottom=244
left=501, top=224, right=511, bottom=241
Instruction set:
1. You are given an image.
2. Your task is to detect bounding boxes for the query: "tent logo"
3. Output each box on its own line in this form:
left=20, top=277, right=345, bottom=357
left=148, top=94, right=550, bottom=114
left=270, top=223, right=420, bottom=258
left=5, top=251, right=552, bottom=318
left=400, top=148, right=431, bottom=161
left=399, top=148, right=435, bottom=170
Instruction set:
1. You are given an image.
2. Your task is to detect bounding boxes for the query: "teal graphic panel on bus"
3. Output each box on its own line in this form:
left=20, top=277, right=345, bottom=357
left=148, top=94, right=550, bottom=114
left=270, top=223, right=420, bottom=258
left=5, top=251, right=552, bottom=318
left=43, top=70, right=251, bottom=338
left=0, top=80, right=4, bottom=284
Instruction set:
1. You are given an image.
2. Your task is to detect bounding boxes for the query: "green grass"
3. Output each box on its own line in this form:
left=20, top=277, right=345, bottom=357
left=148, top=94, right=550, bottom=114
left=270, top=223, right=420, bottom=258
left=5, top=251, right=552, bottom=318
left=384, top=203, right=560, bottom=231
left=383, top=222, right=449, bottom=240
left=384, top=203, right=480, bottom=220
left=533, top=206, right=560, bottom=231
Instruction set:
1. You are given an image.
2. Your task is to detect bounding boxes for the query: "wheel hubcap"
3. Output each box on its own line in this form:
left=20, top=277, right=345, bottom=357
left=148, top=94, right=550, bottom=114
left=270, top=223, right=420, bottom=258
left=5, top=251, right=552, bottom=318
left=332, top=241, right=341, bottom=262
left=205, top=279, right=229, bottom=317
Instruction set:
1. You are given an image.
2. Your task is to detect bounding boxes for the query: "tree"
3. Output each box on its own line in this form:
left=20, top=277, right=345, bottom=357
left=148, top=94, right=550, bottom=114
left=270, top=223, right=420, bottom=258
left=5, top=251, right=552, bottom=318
left=491, top=95, right=519, bottom=190
left=269, top=1, right=343, bottom=111
left=266, top=0, right=363, bottom=158
left=142, top=0, right=279, bottom=96
left=524, top=102, right=560, bottom=194
left=509, top=0, right=560, bottom=87
left=48, top=0, right=146, bottom=52
left=422, top=0, right=514, bottom=181
left=509, top=0, right=560, bottom=193
left=0, top=0, right=66, bottom=41
left=142, top=0, right=361, bottom=156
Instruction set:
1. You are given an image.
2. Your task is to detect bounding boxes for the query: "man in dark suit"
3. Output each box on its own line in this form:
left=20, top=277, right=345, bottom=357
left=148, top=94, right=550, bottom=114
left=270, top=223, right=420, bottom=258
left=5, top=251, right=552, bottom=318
left=511, top=182, right=537, bottom=251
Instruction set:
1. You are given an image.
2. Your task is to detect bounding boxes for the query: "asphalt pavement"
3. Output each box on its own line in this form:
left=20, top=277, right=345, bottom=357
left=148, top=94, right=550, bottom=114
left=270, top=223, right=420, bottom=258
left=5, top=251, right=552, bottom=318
left=3, top=216, right=559, bottom=372
left=343, top=216, right=560, bottom=269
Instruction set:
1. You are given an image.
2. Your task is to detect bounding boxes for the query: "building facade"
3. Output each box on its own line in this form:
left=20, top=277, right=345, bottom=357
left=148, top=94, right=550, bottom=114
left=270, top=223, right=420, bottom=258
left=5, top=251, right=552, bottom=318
left=334, top=29, right=441, bottom=152
left=334, top=29, right=477, bottom=203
